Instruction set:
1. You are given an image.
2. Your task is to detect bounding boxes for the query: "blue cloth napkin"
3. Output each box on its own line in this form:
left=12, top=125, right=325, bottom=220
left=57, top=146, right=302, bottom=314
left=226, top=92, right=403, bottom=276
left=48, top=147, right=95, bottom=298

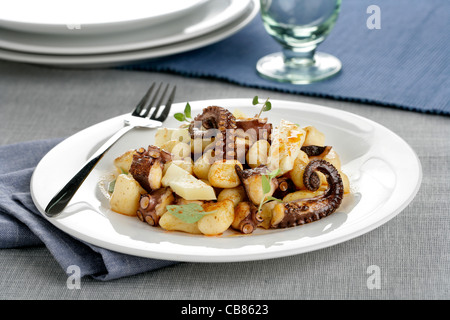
left=0, top=139, right=178, bottom=281
left=123, top=0, right=450, bottom=115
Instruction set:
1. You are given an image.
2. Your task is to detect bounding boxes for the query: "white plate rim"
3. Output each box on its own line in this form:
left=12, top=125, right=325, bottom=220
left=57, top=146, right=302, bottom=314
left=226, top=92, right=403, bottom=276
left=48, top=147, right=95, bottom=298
left=0, top=0, right=251, bottom=55
left=30, top=98, right=422, bottom=263
left=0, top=0, right=210, bottom=35
left=0, top=0, right=258, bottom=67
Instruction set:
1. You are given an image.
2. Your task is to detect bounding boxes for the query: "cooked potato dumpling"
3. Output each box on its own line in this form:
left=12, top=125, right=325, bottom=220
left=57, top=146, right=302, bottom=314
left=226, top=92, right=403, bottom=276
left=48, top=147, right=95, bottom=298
left=340, top=171, right=351, bottom=194
left=259, top=201, right=277, bottom=229
left=191, top=137, right=214, bottom=155
left=289, top=155, right=309, bottom=189
left=193, top=149, right=214, bottom=180
left=110, top=174, right=146, bottom=216
left=113, top=149, right=136, bottom=173
left=159, top=211, right=202, bottom=234
left=282, top=189, right=326, bottom=202
left=303, top=126, right=325, bottom=146
left=217, top=186, right=246, bottom=207
left=197, top=200, right=234, bottom=236
left=170, top=142, right=191, bottom=159
left=208, top=160, right=242, bottom=188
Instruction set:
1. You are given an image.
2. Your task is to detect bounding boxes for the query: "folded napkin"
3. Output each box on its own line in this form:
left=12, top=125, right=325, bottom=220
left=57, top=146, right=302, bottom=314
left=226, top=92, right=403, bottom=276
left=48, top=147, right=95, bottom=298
left=123, top=0, right=450, bottom=115
left=0, top=139, right=178, bottom=281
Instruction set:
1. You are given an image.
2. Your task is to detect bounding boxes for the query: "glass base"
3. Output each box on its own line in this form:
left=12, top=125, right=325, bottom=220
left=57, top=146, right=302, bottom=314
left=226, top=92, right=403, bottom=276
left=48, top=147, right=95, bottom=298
left=256, top=51, right=342, bottom=84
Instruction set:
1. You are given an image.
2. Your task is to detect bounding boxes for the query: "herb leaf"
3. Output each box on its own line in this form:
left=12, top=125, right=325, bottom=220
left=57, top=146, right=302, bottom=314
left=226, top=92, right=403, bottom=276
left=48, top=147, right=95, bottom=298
left=174, top=113, right=186, bottom=122
left=266, top=168, right=280, bottom=180
left=174, top=102, right=193, bottom=122
left=257, top=168, right=282, bottom=213
left=262, top=101, right=272, bottom=112
left=253, top=96, right=272, bottom=117
left=108, top=179, right=116, bottom=194
left=184, top=102, right=191, bottom=119
left=261, top=175, right=271, bottom=194
left=262, top=168, right=279, bottom=195
left=166, top=203, right=213, bottom=224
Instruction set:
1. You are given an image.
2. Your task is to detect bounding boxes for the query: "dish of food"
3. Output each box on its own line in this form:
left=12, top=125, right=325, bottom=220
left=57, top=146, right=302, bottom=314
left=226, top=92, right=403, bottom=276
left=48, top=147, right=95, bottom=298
left=31, top=98, right=422, bottom=262
left=106, top=99, right=350, bottom=237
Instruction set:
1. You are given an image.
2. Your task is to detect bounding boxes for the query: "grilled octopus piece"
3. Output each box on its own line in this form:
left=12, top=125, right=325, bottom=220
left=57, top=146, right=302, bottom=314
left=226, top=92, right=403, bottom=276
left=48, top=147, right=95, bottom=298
left=235, top=117, right=272, bottom=144
left=271, top=159, right=343, bottom=228
left=137, top=187, right=175, bottom=227
left=273, top=175, right=296, bottom=199
left=129, top=145, right=172, bottom=193
left=189, top=106, right=237, bottom=161
left=301, top=145, right=332, bottom=159
left=232, top=201, right=263, bottom=234
left=235, top=165, right=278, bottom=206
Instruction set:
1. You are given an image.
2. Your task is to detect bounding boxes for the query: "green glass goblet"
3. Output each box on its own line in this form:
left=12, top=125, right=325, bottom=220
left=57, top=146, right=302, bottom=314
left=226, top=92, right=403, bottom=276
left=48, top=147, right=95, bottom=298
left=257, top=0, right=342, bottom=84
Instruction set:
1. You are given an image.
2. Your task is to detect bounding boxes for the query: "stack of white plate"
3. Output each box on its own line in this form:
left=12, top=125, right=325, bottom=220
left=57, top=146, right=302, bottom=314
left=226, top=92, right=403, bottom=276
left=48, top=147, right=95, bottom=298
left=0, top=0, right=259, bottom=67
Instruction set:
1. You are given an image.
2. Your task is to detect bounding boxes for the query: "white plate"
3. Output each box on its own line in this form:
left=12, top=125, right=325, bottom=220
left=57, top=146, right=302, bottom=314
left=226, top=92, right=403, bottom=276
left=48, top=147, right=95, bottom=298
left=0, top=0, right=250, bottom=55
left=0, top=0, right=258, bottom=67
left=0, top=0, right=209, bottom=35
left=31, top=99, right=422, bottom=263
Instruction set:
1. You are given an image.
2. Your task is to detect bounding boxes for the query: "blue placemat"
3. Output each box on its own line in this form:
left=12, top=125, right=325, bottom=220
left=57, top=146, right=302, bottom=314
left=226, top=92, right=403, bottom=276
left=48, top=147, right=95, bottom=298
left=122, top=0, right=450, bottom=115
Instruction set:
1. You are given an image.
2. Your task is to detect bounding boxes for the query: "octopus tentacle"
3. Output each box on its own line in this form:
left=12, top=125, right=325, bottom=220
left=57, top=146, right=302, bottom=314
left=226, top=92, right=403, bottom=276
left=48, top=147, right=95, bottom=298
left=137, top=187, right=175, bottom=227
left=273, top=175, right=296, bottom=199
left=188, top=106, right=237, bottom=161
left=232, top=201, right=263, bottom=234
left=235, top=117, right=272, bottom=144
left=129, top=145, right=172, bottom=193
left=271, top=159, right=343, bottom=228
left=301, top=145, right=331, bottom=158
left=235, top=165, right=278, bottom=206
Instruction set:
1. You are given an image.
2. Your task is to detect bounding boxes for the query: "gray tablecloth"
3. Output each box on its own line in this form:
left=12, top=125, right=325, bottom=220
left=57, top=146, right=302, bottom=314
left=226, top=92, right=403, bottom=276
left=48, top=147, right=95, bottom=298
left=0, top=61, right=448, bottom=300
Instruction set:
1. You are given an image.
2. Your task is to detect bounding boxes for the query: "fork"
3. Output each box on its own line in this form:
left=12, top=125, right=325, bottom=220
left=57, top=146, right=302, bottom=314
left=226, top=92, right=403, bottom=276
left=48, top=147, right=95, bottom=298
left=44, top=82, right=176, bottom=217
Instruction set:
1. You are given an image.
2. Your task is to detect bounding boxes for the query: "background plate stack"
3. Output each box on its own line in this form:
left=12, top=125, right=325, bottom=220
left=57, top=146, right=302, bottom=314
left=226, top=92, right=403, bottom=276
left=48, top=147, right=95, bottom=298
left=0, top=0, right=259, bottom=67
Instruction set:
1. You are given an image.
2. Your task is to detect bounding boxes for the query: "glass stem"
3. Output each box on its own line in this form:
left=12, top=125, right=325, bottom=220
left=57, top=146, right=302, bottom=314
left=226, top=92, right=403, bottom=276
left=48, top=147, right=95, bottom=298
left=282, top=45, right=317, bottom=67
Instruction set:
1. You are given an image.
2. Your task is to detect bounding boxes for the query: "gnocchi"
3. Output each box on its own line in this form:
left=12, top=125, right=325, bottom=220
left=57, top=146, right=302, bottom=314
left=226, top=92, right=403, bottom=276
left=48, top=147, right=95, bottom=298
left=197, top=200, right=234, bottom=236
left=217, top=186, right=247, bottom=207
left=110, top=174, right=146, bottom=216
left=159, top=210, right=202, bottom=234
left=192, top=149, right=214, bottom=180
left=208, top=160, right=242, bottom=188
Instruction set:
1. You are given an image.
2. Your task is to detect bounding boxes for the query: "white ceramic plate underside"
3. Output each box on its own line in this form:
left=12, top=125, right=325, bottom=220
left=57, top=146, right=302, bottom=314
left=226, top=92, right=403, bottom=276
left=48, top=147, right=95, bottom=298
left=30, top=99, right=422, bottom=262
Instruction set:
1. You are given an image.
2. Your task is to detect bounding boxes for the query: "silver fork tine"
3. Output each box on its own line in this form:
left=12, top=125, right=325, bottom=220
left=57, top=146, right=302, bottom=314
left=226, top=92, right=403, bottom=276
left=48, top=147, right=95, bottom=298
left=141, top=82, right=163, bottom=118
left=155, top=85, right=176, bottom=122
left=132, top=82, right=155, bottom=117
left=149, top=83, right=169, bottom=120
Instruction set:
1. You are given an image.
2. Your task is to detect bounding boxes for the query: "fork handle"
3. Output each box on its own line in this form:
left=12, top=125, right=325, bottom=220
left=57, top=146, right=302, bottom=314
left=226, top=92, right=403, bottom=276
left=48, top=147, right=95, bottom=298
left=44, top=125, right=135, bottom=217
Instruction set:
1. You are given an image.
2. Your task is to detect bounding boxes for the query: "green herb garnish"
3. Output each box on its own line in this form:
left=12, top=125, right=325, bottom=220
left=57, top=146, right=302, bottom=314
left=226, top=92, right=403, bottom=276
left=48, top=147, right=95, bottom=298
left=166, top=203, right=214, bottom=224
left=258, top=168, right=282, bottom=213
left=174, top=102, right=192, bottom=122
left=252, top=96, right=272, bottom=117
left=108, top=179, right=116, bottom=194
